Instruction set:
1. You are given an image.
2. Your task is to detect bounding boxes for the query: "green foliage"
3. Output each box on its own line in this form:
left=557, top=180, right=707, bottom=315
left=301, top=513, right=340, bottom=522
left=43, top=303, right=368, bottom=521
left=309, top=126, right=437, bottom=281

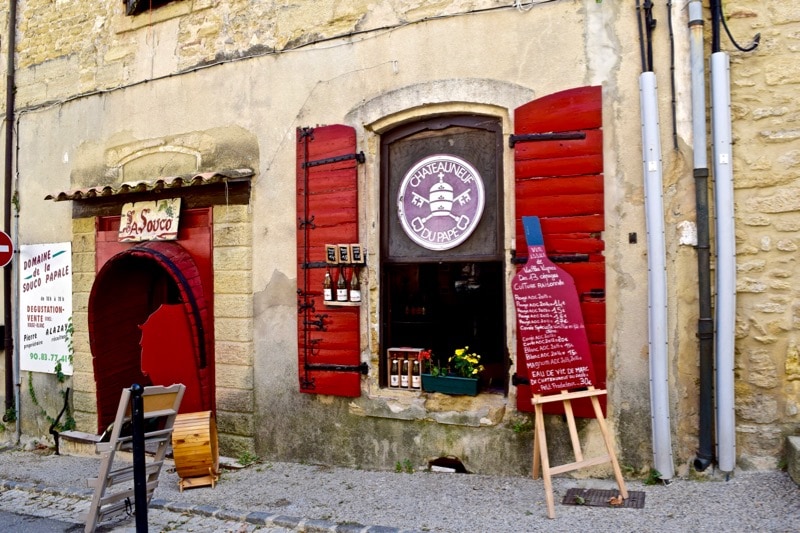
left=448, top=346, right=484, bottom=378
left=27, top=365, right=75, bottom=433
left=237, top=450, right=260, bottom=467
left=644, top=468, right=662, bottom=485
left=511, top=417, right=533, bottom=434
left=395, top=459, right=414, bottom=474
left=419, top=346, right=484, bottom=378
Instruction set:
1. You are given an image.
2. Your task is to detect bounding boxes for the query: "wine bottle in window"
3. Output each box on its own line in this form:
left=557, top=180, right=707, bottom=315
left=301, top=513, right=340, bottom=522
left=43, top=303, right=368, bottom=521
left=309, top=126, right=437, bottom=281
left=411, top=359, right=421, bottom=389
left=336, top=266, right=348, bottom=302
left=323, top=268, right=333, bottom=302
left=390, top=356, right=400, bottom=388
left=401, top=358, right=410, bottom=388
left=349, top=267, right=361, bottom=302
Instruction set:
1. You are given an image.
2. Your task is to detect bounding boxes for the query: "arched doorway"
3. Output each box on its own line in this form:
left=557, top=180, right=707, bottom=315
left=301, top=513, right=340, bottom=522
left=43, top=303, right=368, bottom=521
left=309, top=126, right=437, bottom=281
left=88, top=239, right=213, bottom=433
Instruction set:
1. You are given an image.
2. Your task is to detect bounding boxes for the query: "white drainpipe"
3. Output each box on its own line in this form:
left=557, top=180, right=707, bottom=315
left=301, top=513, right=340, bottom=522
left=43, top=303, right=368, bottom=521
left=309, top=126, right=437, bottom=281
left=711, top=51, right=736, bottom=474
left=639, top=71, right=675, bottom=481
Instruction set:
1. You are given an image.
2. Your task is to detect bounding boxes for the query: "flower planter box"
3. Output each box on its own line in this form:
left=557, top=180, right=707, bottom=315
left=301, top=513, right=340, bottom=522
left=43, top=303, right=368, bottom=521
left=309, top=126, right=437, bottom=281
left=421, top=374, right=479, bottom=396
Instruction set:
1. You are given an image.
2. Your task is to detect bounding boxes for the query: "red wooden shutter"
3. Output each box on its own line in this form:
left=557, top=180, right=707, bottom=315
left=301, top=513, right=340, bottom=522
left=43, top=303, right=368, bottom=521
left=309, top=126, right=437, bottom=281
left=296, top=125, right=365, bottom=396
left=512, top=86, right=606, bottom=416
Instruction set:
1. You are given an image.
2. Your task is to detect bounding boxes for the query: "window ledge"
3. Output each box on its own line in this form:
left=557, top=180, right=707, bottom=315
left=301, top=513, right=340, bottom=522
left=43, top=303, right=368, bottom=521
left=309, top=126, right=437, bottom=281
left=349, top=389, right=506, bottom=427
left=116, top=1, right=211, bottom=33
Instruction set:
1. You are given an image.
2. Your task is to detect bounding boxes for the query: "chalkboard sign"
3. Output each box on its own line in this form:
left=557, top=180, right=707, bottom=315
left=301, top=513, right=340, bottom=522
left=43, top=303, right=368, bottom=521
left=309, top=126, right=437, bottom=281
left=325, top=244, right=338, bottom=264
left=338, top=244, right=351, bottom=264
left=512, top=216, right=595, bottom=394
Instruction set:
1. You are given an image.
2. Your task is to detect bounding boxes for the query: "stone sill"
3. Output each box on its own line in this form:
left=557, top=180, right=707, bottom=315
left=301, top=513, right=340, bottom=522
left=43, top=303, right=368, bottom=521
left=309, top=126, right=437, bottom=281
left=349, top=388, right=507, bottom=427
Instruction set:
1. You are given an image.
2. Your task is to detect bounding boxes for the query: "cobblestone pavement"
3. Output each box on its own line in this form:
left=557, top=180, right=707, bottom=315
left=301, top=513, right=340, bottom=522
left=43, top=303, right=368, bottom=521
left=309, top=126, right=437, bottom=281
left=0, top=481, right=297, bottom=532
left=1, top=444, right=798, bottom=533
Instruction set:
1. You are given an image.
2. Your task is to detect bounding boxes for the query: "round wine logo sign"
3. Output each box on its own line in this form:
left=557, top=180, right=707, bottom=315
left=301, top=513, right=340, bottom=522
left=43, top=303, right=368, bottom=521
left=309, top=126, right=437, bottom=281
left=397, top=154, right=485, bottom=251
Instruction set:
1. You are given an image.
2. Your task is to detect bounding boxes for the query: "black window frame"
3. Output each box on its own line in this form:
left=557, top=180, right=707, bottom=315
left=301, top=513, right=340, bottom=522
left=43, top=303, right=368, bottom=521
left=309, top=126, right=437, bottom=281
left=379, top=114, right=508, bottom=394
left=125, top=0, right=176, bottom=16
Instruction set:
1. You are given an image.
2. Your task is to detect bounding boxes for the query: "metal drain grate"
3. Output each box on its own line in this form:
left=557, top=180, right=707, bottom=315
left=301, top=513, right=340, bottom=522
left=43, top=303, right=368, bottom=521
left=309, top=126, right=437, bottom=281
left=562, top=488, right=646, bottom=509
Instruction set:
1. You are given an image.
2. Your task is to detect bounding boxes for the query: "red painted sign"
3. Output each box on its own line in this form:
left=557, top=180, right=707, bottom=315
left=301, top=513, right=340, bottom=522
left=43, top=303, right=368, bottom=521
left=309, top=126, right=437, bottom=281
left=0, top=230, right=13, bottom=267
left=512, top=216, right=595, bottom=394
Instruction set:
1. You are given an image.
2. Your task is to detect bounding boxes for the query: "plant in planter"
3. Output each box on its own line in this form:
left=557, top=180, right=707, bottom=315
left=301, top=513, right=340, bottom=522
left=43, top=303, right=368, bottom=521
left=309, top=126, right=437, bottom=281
left=419, top=346, right=484, bottom=396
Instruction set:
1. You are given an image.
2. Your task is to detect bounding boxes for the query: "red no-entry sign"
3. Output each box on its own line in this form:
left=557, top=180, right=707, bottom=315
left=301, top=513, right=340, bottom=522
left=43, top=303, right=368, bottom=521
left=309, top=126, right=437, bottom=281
left=0, top=231, right=13, bottom=267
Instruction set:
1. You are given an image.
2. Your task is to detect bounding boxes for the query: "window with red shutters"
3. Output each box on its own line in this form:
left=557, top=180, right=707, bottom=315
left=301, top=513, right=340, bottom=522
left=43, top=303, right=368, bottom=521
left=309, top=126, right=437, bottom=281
left=296, top=125, right=367, bottom=397
left=512, top=86, right=606, bottom=417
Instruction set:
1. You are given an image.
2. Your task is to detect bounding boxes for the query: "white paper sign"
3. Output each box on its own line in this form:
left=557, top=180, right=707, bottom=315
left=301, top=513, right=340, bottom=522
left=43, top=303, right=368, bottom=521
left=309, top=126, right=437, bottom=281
left=19, top=242, right=73, bottom=375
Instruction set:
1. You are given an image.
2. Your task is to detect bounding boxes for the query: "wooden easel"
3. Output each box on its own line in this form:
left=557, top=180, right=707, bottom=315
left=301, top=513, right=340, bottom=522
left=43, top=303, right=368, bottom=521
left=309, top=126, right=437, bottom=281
left=531, top=386, right=627, bottom=519
left=84, top=384, right=185, bottom=533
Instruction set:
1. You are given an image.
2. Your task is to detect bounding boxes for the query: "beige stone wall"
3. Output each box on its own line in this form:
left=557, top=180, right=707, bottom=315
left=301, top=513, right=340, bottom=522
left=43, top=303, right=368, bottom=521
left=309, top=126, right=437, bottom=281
left=70, top=217, right=98, bottom=432
left=723, top=1, right=800, bottom=469
left=212, top=203, right=255, bottom=456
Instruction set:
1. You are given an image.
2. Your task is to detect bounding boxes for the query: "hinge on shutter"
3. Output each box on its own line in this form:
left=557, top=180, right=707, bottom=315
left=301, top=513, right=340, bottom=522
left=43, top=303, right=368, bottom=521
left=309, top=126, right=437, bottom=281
left=297, top=289, right=315, bottom=313
left=300, top=362, right=369, bottom=391
left=510, top=249, right=590, bottom=264
left=302, top=151, right=366, bottom=169
left=301, top=261, right=329, bottom=269
left=582, top=288, right=605, bottom=300
left=298, top=215, right=316, bottom=229
left=511, top=373, right=530, bottom=386
left=508, top=131, right=586, bottom=148
left=303, top=314, right=328, bottom=331
left=306, top=362, right=369, bottom=374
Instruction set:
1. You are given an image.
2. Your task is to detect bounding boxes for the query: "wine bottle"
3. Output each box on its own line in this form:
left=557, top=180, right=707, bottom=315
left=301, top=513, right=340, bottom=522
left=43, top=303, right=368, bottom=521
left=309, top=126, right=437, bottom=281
left=401, top=358, right=410, bottom=388
left=411, top=360, right=421, bottom=389
left=390, top=356, right=400, bottom=388
left=323, top=268, right=333, bottom=302
left=336, top=266, right=348, bottom=302
left=349, top=267, right=361, bottom=302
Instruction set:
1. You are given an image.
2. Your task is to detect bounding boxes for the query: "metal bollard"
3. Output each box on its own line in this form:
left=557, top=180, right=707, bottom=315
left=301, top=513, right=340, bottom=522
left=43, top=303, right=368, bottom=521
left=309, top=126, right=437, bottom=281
left=130, top=384, right=148, bottom=532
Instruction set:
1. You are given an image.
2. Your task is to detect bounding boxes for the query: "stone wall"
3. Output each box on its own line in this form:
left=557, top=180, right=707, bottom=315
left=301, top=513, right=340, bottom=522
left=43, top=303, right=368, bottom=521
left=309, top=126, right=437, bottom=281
left=211, top=204, right=255, bottom=456
left=724, top=1, right=800, bottom=468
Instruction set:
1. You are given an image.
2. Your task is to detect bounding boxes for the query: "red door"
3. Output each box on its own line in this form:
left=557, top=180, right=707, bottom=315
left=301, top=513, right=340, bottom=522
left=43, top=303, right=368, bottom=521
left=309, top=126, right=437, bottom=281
left=89, top=209, right=214, bottom=432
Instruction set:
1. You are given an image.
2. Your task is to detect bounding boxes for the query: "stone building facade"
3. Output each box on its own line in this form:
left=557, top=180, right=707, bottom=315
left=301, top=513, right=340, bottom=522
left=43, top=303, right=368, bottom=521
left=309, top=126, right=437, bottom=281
left=0, top=0, right=797, bottom=478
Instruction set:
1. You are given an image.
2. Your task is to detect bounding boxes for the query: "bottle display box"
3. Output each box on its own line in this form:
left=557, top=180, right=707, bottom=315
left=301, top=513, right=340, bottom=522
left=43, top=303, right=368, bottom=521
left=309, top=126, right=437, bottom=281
left=386, top=347, right=423, bottom=390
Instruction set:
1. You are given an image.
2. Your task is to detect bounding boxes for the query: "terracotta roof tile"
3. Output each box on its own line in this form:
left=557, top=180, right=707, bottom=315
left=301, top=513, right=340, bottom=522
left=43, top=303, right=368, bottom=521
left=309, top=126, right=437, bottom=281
left=45, top=169, right=254, bottom=201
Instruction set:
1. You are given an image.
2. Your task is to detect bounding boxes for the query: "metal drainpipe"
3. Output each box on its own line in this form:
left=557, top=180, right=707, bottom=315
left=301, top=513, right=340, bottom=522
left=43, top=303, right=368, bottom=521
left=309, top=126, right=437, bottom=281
left=3, top=0, right=17, bottom=424
left=688, top=0, right=714, bottom=472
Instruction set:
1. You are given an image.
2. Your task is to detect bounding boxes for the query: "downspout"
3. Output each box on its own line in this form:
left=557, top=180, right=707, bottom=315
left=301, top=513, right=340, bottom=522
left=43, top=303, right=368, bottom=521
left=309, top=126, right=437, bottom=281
left=637, top=0, right=674, bottom=481
left=709, top=0, right=759, bottom=479
left=3, top=0, right=17, bottom=429
left=688, top=0, right=714, bottom=472
left=709, top=0, right=736, bottom=475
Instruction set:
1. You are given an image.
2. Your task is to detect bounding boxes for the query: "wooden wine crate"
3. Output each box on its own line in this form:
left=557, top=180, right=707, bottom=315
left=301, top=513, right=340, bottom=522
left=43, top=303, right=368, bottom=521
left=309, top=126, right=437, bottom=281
left=386, top=347, right=424, bottom=390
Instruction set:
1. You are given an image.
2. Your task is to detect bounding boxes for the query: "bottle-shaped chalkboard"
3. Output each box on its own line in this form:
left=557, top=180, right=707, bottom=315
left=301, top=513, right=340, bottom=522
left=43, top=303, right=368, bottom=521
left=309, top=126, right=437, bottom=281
left=511, top=216, right=596, bottom=395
